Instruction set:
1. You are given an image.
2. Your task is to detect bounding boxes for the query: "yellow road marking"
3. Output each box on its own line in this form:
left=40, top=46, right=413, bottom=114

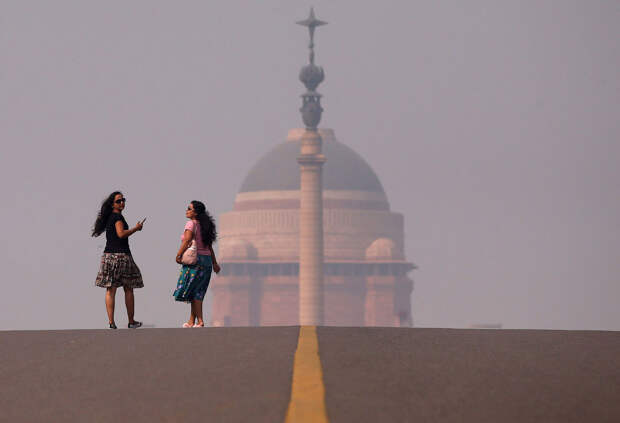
left=285, top=326, right=329, bottom=423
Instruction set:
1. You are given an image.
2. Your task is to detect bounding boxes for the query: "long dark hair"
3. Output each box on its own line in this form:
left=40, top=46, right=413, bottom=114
left=92, top=191, right=122, bottom=237
left=192, top=200, right=217, bottom=246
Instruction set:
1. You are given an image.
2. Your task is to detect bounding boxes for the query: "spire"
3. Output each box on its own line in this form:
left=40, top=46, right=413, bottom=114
left=297, top=8, right=327, bottom=130
left=296, top=7, right=327, bottom=65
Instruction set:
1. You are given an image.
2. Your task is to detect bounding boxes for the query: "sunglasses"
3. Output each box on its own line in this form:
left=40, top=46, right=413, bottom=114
left=115, top=198, right=126, bottom=204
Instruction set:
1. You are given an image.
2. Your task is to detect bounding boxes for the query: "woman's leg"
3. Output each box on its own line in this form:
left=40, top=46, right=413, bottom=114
left=193, top=300, right=204, bottom=326
left=188, top=302, right=197, bottom=326
left=123, top=286, right=136, bottom=323
left=105, top=287, right=117, bottom=324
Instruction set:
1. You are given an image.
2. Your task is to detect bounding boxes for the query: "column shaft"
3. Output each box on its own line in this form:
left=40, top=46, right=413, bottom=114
left=298, top=130, right=325, bottom=325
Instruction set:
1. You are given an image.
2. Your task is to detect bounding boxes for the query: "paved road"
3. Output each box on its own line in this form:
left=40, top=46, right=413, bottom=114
left=1, top=327, right=298, bottom=423
left=2, top=327, right=619, bottom=422
left=317, top=327, right=620, bottom=423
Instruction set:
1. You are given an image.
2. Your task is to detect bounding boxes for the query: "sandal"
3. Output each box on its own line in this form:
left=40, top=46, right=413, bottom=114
left=182, top=322, right=193, bottom=328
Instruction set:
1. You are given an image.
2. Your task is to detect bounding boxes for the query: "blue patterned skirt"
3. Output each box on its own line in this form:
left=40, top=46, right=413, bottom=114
left=173, top=254, right=212, bottom=302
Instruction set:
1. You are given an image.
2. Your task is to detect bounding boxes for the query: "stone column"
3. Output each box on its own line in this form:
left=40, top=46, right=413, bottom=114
left=298, top=130, right=325, bottom=325
left=296, top=8, right=328, bottom=325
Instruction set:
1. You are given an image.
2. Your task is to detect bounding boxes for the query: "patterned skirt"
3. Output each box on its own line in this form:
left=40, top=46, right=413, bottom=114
left=95, top=253, right=144, bottom=289
left=173, top=254, right=212, bottom=302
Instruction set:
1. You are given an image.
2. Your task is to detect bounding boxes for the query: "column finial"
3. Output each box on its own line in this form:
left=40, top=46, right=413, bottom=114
left=296, top=8, right=327, bottom=130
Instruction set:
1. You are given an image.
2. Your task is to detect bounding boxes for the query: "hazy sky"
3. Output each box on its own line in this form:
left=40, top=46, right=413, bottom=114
left=1, top=1, right=618, bottom=330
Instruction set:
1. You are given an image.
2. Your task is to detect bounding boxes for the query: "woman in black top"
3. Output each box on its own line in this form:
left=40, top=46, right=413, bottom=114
left=92, top=191, right=146, bottom=329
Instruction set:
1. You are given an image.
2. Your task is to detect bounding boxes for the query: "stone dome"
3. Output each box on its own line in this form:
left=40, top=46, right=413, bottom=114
left=365, top=238, right=404, bottom=261
left=238, top=129, right=386, bottom=195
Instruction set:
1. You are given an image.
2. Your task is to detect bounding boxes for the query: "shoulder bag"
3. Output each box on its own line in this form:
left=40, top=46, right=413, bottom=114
left=181, top=222, right=198, bottom=265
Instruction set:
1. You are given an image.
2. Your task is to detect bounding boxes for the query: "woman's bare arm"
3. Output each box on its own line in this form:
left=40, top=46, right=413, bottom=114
left=115, top=219, right=145, bottom=239
left=209, top=244, right=221, bottom=273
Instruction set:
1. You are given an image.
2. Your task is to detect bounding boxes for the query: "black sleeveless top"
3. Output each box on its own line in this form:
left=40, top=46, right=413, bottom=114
left=104, top=213, right=131, bottom=254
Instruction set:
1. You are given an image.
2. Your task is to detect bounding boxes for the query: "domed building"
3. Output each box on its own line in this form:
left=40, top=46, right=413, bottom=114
left=211, top=128, right=415, bottom=327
